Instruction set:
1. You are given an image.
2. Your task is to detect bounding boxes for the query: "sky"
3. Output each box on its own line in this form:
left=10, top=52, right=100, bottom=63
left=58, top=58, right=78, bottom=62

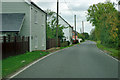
left=32, top=0, right=118, bottom=34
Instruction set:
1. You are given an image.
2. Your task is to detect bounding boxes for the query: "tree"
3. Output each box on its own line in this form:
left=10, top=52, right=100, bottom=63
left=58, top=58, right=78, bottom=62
left=83, top=33, right=89, bottom=40
left=89, top=29, right=96, bottom=41
left=118, top=1, right=120, bottom=5
left=117, top=0, right=120, bottom=49
left=45, top=9, right=55, bottom=15
left=87, top=1, right=119, bottom=48
left=78, top=33, right=85, bottom=41
left=46, top=10, right=65, bottom=40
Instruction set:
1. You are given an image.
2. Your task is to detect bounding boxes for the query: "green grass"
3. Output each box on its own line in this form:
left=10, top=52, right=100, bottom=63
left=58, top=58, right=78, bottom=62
left=2, top=43, right=81, bottom=78
left=96, top=41, right=119, bottom=59
left=2, top=51, right=50, bottom=78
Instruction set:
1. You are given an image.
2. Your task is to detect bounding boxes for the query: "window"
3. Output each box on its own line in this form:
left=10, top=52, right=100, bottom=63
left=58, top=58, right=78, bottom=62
left=34, top=36, right=38, bottom=49
left=34, top=10, right=37, bottom=24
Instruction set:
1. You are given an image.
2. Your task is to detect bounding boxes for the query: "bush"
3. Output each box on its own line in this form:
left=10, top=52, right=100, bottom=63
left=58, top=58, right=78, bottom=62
left=72, top=40, right=79, bottom=44
left=60, top=41, right=69, bottom=47
left=78, top=33, right=85, bottom=41
left=80, top=39, right=84, bottom=42
left=67, top=41, right=70, bottom=46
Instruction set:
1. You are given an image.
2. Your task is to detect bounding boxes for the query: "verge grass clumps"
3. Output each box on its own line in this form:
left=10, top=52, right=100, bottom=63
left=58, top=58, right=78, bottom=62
left=2, top=51, right=49, bottom=78
left=97, top=41, right=119, bottom=60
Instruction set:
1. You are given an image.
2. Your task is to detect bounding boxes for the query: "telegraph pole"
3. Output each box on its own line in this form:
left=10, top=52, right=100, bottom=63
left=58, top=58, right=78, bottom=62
left=80, top=28, right=82, bottom=33
left=56, top=0, right=59, bottom=47
left=82, top=21, right=84, bottom=33
left=74, top=15, right=76, bottom=41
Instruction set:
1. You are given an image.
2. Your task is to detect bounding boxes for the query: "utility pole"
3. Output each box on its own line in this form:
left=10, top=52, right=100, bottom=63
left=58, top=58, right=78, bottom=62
left=56, top=0, right=59, bottom=47
left=74, top=15, right=76, bottom=41
left=80, top=28, right=82, bottom=33
left=82, top=21, right=84, bottom=33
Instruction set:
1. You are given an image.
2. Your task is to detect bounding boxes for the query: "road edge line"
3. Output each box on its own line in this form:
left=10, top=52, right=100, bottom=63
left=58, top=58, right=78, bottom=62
left=95, top=42, right=120, bottom=62
left=99, top=49, right=120, bottom=62
left=7, top=44, right=78, bottom=79
left=8, top=49, right=62, bottom=79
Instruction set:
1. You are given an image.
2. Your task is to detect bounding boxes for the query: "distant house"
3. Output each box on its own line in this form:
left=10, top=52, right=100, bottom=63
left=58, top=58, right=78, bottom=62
left=47, top=13, right=73, bottom=45
left=1, top=0, right=47, bottom=51
left=72, top=30, right=78, bottom=42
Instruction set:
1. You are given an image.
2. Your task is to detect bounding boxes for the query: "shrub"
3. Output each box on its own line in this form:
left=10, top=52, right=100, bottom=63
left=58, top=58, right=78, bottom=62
left=60, top=41, right=69, bottom=47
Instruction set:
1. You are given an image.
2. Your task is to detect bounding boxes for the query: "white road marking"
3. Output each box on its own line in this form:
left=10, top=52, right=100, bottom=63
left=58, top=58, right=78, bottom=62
left=8, top=44, right=77, bottom=79
left=8, top=49, right=63, bottom=79
left=99, top=49, right=120, bottom=62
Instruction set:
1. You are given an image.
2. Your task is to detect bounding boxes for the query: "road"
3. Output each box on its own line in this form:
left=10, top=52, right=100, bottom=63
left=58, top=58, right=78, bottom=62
left=13, top=41, right=119, bottom=78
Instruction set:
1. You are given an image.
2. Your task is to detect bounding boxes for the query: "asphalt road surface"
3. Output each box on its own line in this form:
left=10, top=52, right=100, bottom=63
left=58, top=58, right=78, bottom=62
left=13, top=41, right=119, bottom=78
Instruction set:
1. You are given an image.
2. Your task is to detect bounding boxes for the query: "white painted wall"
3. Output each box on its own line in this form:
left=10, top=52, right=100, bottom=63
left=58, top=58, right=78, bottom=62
left=47, top=13, right=73, bottom=44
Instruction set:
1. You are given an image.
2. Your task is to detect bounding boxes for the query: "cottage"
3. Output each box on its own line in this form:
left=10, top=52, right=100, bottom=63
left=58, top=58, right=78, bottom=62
left=47, top=13, right=73, bottom=45
left=59, top=16, right=73, bottom=45
left=72, top=30, right=78, bottom=40
left=1, top=0, right=47, bottom=51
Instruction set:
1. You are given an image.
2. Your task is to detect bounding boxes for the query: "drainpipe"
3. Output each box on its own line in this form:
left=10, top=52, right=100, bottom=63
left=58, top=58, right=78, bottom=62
left=29, top=4, right=32, bottom=52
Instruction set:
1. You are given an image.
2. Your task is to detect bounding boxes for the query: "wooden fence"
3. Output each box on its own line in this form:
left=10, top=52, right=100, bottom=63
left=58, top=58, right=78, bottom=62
left=0, top=36, right=29, bottom=59
left=46, top=38, right=60, bottom=49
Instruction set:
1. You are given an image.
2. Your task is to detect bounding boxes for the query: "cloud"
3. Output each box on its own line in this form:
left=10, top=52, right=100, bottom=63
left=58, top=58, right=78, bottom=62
left=36, top=2, right=57, bottom=11
left=67, top=2, right=89, bottom=11
left=32, top=0, right=118, bottom=34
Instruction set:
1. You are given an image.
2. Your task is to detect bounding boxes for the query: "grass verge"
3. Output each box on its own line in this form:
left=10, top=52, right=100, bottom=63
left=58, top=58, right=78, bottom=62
left=96, top=41, right=119, bottom=60
left=60, top=43, right=80, bottom=49
left=2, top=43, right=81, bottom=78
left=2, top=51, right=49, bottom=78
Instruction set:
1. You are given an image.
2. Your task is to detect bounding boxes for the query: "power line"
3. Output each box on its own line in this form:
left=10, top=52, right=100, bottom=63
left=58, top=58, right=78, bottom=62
left=63, top=0, right=74, bottom=15
left=61, top=0, right=85, bottom=33
left=62, top=1, right=84, bottom=20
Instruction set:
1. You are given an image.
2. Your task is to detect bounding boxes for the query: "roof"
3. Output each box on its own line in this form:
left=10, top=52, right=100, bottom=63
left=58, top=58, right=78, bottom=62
left=47, top=13, right=73, bottom=28
left=0, top=13, right=25, bottom=32
left=31, top=2, right=47, bottom=14
left=58, top=15, right=72, bottom=28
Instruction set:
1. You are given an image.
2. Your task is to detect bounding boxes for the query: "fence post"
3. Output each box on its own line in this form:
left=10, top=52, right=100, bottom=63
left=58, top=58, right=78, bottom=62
left=3, top=36, right=6, bottom=43
left=22, top=36, right=23, bottom=53
left=8, top=35, right=10, bottom=42
left=51, top=39, right=52, bottom=48
left=2, top=36, right=31, bottom=59
left=14, top=36, right=16, bottom=55
left=28, top=37, right=29, bottom=52
left=3, top=36, right=6, bottom=58
left=22, top=36, right=24, bottom=42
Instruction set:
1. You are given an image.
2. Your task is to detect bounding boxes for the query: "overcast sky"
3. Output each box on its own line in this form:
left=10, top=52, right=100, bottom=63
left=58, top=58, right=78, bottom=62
left=32, top=0, right=118, bottom=34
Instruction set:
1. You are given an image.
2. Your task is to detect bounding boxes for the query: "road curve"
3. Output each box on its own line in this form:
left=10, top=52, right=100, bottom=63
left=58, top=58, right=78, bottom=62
left=12, top=41, right=119, bottom=78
